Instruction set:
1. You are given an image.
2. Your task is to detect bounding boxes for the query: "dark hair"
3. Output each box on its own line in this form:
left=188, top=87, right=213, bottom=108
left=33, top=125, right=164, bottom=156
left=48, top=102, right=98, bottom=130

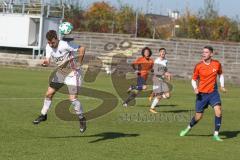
left=204, top=45, right=214, bottom=53
left=159, top=48, right=167, bottom=53
left=46, top=30, right=58, bottom=41
left=141, top=47, right=152, bottom=57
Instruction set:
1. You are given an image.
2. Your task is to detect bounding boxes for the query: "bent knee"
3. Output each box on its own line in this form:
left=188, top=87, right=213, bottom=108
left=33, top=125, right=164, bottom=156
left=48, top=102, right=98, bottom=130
left=142, top=85, right=147, bottom=90
left=45, top=93, right=53, bottom=99
left=214, top=105, right=222, bottom=116
left=45, top=91, right=55, bottom=99
left=163, top=92, right=171, bottom=99
left=195, top=114, right=203, bottom=120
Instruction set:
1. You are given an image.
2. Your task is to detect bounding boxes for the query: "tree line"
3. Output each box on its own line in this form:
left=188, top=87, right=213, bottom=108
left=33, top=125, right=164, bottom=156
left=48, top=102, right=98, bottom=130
left=64, top=1, right=240, bottom=42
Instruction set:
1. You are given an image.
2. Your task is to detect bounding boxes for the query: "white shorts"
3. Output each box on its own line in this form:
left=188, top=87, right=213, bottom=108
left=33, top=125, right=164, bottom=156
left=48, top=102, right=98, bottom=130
left=50, top=69, right=82, bottom=94
left=64, top=72, right=82, bottom=87
left=152, top=75, right=170, bottom=94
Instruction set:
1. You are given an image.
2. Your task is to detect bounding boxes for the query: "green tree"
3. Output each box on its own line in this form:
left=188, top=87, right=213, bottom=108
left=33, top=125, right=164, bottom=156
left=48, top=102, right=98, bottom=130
left=84, top=2, right=115, bottom=32
left=115, top=5, right=135, bottom=34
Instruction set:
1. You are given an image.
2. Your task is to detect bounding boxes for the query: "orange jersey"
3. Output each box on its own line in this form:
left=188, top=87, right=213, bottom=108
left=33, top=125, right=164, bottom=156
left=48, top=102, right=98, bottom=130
left=192, top=59, right=223, bottom=93
left=133, top=57, right=154, bottom=80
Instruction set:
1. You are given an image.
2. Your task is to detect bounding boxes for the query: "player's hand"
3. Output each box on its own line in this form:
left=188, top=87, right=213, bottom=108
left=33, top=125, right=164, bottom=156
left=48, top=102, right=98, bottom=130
left=41, top=60, right=49, bottom=67
left=220, top=87, right=227, bottom=93
left=194, top=88, right=199, bottom=94
left=134, top=70, right=140, bottom=75
left=165, top=72, right=171, bottom=81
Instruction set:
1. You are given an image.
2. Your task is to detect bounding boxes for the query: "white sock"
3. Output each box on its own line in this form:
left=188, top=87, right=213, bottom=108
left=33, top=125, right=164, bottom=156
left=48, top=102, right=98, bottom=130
left=214, top=131, right=219, bottom=136
left=41, top=98, right=52, bottom=115
left=150, top=97, right=159, bottom=109
left=187, top=125, right=191, bottom=129
left=71, top=99, right=84, bottom=119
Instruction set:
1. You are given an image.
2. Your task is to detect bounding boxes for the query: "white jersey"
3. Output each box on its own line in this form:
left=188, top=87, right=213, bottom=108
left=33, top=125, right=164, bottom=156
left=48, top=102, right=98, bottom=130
left=46, top=40, right=80, bottom=68
left=46, top=40, right=82, bottom=87
left=153, top=58, right=168, bottom=76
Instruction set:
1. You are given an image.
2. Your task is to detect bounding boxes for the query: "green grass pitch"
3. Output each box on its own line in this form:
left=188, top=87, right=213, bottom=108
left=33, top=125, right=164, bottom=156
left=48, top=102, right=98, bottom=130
left=0, top=67, right=239, bottom=160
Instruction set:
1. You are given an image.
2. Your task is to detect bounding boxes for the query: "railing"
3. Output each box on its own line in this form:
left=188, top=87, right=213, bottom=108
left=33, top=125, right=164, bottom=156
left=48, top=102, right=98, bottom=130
left=0, top=3, right=64, bottom=18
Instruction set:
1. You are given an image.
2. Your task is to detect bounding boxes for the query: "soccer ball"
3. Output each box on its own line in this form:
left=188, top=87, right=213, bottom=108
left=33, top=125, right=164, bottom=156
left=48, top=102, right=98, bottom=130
left=59, top=22, right=73, bottom=35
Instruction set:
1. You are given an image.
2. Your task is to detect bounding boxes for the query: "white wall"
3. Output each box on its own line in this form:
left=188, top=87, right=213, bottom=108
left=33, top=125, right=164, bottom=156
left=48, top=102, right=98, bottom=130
left=0, top=14, right=32, bottom=48
left=0, top=14, right=61, bottom=50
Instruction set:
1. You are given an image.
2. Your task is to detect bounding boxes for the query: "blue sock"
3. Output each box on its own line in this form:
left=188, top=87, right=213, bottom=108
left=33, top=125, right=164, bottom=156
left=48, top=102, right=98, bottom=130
left=189, top=117, right=198, bottom=128
left=136, top=85, right=143, bottom=90
left=215, top=116, right=222, bottom=132
left=124, top=92, right=137, bottom=104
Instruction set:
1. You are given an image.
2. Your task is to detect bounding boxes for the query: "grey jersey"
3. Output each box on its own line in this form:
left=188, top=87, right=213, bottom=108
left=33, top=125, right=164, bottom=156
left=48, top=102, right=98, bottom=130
left=46, top=40, right=80, bottom=68
left=153, top=58, right=168, bottom=76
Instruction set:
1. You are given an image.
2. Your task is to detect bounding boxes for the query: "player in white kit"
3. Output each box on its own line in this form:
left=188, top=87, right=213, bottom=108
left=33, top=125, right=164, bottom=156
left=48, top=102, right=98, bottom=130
left=149, top=48, right=171, bottom=113
left=33, top=30, right=86, bottom=133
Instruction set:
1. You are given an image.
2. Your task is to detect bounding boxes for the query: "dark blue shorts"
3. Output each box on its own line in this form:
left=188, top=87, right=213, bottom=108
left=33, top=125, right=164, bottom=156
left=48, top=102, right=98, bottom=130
left=137, top=76, right=146, bottom=88
left=195, top=90, right=221, bottom=113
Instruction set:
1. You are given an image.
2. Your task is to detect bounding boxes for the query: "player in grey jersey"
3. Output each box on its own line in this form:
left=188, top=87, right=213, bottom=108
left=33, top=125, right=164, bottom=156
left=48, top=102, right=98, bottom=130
left=149, top=48, right=172, bottom=113
left=33, top=30, right=87, bottom=133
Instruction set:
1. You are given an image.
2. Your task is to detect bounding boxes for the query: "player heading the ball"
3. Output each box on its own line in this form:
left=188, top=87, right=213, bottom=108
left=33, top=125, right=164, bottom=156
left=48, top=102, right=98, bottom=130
left=33, top=30, right=87, bottom=133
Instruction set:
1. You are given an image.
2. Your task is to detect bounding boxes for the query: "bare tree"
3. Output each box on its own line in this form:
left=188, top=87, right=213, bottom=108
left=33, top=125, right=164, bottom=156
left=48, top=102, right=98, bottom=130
left=199, top=0, right=218, bottom=19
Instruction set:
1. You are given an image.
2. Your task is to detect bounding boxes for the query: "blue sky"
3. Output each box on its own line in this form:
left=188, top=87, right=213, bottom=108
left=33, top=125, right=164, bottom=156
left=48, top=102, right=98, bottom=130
left=78, top=0, right=240, bottom=18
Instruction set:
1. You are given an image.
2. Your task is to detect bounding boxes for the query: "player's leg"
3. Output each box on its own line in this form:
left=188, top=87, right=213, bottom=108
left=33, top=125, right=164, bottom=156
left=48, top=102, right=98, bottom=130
left=161, top=80, right=171, bottom=99
left=123, top=76, right=146, bottom=107
left=149, top=78, right=169, bottom=113
left=69, top=94, right=84, bottom=118
left=149, top=91, right=171, bottom=113
left=150, top=78, right=161, bottom=113
left=68, top=93, right=86, bottom=133
left=210, top=91, right=223, bottom=141
left=33, top=86, right=57, bottom=124
left=66, top=72, right=86, bottom=133
left=162, top=92, right=171, bottom=99
left=149, top=95, right=161, bottom=113
left=213, top=105, right=223, bottom=141
left=180, top=93, right=207, bottom=136
left=180, top=112, right=203, bottom=136
left=123, top=90, right=139, bottom=107
left=148, top=92, right=154, bottom=101
left=127, top=77, right=146, bottom=92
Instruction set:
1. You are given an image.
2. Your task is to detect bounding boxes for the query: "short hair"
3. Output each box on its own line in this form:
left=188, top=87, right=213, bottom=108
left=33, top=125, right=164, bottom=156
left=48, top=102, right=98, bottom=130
left=46, top=30, right=58, bottom=41
left=141, top=47, right=152, bottom=57
left=204, top=45, right=214, bottom=53
left=159, top=48, right=167, bottom=53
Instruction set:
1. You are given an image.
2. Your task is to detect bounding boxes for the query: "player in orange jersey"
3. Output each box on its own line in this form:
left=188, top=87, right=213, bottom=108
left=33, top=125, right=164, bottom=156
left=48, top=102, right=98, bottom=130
left=179, top=46, right=226, bottom=141
left=122, top=47, right=154, bottom=107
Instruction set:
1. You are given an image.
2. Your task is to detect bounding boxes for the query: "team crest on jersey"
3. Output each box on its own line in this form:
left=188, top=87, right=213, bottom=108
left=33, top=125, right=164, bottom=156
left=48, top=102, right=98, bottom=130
left=55, top=56, right=64, bottom=62
left=213, top=68, right=217, bottom=72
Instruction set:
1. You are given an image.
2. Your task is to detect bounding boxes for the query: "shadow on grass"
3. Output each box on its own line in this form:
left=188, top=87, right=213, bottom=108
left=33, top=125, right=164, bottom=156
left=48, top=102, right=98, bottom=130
left=47, top=132, right=140, bottom=143
left=186, top=130, right=240, bottom=139
left=138, top=104, right=178, bottom=108
left=156, top=104, right=178, bottom=107
left=187, top=134, right=211, bottom=137
left=221, top=130, right=240, bottom=139
left=161, top=109, right=194, bottom=113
